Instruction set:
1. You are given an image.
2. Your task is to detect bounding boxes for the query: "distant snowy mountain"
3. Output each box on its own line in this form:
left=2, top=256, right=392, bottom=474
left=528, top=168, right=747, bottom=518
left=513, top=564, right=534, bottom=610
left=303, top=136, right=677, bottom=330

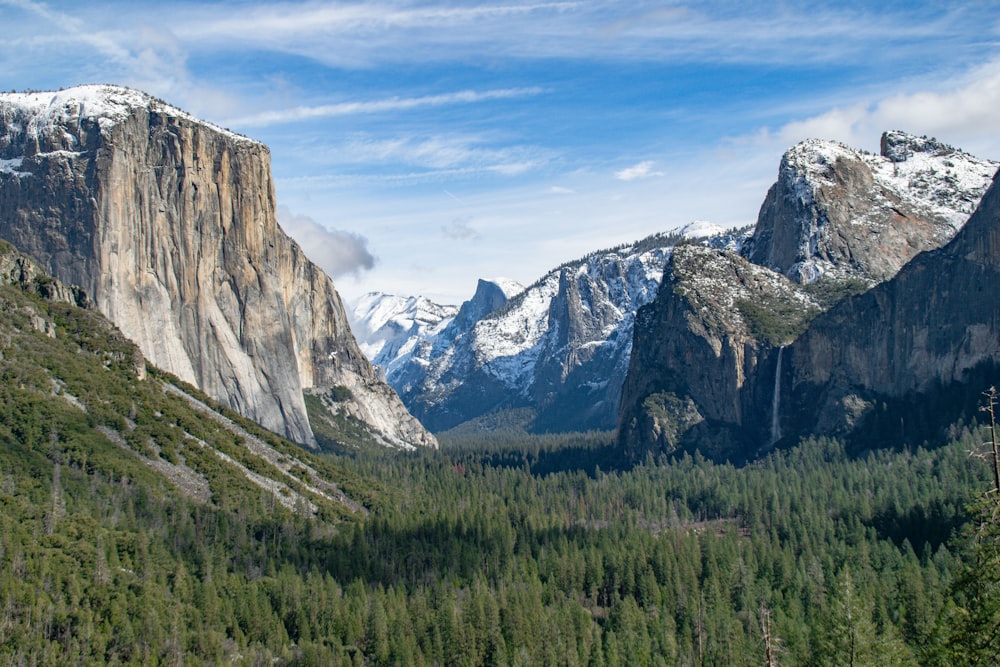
left=349, top=278, right=523, bottom=388
left=367, top=225, right=731, bottom=433
left=349, top=293, right=459, bottom=367
left=678, top=220, right=727, bottom=239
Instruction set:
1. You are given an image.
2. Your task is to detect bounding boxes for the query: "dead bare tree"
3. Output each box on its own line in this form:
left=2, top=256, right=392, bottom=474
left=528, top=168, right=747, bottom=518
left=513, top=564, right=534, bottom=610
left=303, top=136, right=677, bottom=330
left=977, top=387, right=1000, bottom=500
left=759, top=605, right=781, bottom=667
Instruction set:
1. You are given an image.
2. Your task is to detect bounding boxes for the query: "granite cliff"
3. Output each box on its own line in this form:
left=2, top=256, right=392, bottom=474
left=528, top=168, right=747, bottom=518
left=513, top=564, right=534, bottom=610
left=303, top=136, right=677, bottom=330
left=0, top=85, right=435, bottom=450
left=779, top=169, right=1000, bottom=446
left=617, top=244, right=819, bottom=459
left=743, top=131, right=995, bottom=285
left=619, top=132, right=998, bottom=459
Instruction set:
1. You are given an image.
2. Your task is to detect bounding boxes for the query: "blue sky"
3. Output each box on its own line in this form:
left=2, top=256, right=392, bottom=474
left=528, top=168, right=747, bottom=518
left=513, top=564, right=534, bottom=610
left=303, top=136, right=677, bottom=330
left=3, top=1, right=1000, bottom=304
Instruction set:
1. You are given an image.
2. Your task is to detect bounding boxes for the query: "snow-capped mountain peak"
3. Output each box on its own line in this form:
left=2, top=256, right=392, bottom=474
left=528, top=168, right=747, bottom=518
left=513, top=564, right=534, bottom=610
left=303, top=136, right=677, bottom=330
left=348, top=292, right=458, bottom=363
left=677, top=220, right=727, bottom=239
left=0, top=84, right=255, bottom=150
left=745, top=131, right=997, bottom=285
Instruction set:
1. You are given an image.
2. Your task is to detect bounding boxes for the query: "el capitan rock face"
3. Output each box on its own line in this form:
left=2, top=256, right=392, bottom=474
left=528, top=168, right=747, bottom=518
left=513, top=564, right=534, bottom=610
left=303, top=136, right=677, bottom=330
left=620, top=133, right=999, bottom=459
left=0, top=85, right=435, bottom=450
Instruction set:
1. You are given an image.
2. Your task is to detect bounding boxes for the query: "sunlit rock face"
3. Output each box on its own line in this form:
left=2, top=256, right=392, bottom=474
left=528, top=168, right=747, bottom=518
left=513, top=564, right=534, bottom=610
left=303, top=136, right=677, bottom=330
left=743, top=132, right=996, bottom=286
left=0, top=85, right=435, bottom=449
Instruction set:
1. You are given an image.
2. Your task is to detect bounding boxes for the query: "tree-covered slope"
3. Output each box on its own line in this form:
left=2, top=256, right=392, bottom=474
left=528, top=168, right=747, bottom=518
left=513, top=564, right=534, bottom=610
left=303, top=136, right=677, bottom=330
left=0, top=240, right=382, bottom=662
left=2, top=242, right=999, bottom=666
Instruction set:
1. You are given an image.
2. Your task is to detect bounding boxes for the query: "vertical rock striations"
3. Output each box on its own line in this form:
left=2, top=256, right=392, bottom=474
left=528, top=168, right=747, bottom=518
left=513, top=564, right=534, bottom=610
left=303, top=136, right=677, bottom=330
left=0, top=85, right=435, bottom=449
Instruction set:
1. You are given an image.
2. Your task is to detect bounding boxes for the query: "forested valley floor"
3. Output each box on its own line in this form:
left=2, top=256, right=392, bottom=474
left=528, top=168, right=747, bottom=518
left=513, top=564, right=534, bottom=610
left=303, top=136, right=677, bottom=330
left=4, top=397, right=1000, bottom=666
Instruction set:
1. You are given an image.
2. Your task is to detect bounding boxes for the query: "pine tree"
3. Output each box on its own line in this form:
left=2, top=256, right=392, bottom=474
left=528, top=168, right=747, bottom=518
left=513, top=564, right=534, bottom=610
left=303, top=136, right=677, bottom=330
left=942, top=389, right=1000, bottom=665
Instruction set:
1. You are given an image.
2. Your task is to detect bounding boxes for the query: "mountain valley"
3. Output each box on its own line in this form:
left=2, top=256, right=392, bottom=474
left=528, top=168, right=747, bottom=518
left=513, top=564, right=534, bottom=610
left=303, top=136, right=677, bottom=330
left=353, top=131, right=999, bottom=457
left=3, top=85, right=1000, bottom=665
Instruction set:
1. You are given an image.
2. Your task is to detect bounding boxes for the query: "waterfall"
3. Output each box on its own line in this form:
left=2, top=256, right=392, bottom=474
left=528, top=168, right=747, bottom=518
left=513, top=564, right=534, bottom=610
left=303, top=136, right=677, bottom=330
left=770, top=345, right=784, bottom=447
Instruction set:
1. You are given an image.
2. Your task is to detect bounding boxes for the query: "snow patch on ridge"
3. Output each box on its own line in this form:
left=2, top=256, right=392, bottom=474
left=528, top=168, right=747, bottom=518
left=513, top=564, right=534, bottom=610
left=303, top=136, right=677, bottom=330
left=0, top=85, right=257, bottom=149
left=773, top=133, right=997, bottom=284
left=0, top=157, right=26, bottom=176
left=678, top=220, right=727, bottom=239
left=784, top=135, right=995, bottom=231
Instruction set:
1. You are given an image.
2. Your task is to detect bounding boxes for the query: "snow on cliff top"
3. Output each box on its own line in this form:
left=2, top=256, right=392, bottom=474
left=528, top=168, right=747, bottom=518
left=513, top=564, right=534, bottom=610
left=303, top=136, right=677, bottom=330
left=783, top=132, right=997, bottom=230
left=678, top=220, right=727, bottom=239
left=489, top=277, right=526, bottom=298
left=0, top=85, right=257, bottom=146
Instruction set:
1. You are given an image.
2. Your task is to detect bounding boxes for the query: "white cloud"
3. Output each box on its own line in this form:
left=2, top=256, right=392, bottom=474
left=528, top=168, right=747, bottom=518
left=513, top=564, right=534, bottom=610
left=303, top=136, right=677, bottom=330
left=165, top=1, right=973, bottom=70
left=0, top=0, right=247, bottom=121
left=442, top=217, right=482, bottom=241
left=294, top=133, right=552, bottom=181
left=183, top=2, right=580, bottom=40
left=614, top=160, right=663, bottom=181
left=276, top=205, right=376, bottom=278
left=760, top=59, right=1000, bottom=159
left=224, top=87, right=544, bottom=128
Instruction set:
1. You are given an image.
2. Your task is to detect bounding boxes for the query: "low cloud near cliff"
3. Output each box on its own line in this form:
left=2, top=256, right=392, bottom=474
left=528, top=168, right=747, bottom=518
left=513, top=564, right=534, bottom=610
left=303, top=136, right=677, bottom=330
left=277, top=205, right=376, bottom=279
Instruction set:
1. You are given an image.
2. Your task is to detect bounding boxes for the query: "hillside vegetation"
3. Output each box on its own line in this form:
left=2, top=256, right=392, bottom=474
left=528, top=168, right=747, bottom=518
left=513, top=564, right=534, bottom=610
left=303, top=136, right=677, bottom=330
left=1, top=248, right=998, bottom=665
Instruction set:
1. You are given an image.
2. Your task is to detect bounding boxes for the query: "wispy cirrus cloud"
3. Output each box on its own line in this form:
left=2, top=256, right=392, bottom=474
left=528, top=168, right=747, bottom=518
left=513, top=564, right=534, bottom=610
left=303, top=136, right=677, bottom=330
left=166, top=1, right=976, bottom=68
left=307, top=133, right=552, bottom=180
left=0, top=0, right=248, bottom=119
left=182, top=1, right=581, bottom=39
left=224, top=87, right=544, bottom=128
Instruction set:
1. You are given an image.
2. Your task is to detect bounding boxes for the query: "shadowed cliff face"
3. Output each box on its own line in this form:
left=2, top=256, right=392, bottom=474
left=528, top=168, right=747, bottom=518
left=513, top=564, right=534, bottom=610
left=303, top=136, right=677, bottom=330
left=619, top=133, right=998, bottom=460
left=617, top=245, right=819, bottom=460
left=781, top=170, right=1000, bottom=445
left=0, top=86, right=435, bottom=449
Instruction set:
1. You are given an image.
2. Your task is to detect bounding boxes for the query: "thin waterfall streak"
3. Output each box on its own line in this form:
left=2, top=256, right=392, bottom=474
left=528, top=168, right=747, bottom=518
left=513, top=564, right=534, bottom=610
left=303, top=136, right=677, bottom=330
left=771, top=345, right=784, bottom=446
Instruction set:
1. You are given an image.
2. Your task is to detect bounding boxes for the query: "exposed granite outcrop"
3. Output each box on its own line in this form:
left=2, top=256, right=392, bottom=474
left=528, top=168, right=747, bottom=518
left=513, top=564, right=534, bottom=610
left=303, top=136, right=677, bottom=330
left=742, top=132, right=995, bottom=285
left=617, top=244, right=818, bottom=459
left=780, top=169, right=1000, bottom=444
left=619, top=133, right=998, bottom=459
left=0, top=85, right=435, bottom=449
